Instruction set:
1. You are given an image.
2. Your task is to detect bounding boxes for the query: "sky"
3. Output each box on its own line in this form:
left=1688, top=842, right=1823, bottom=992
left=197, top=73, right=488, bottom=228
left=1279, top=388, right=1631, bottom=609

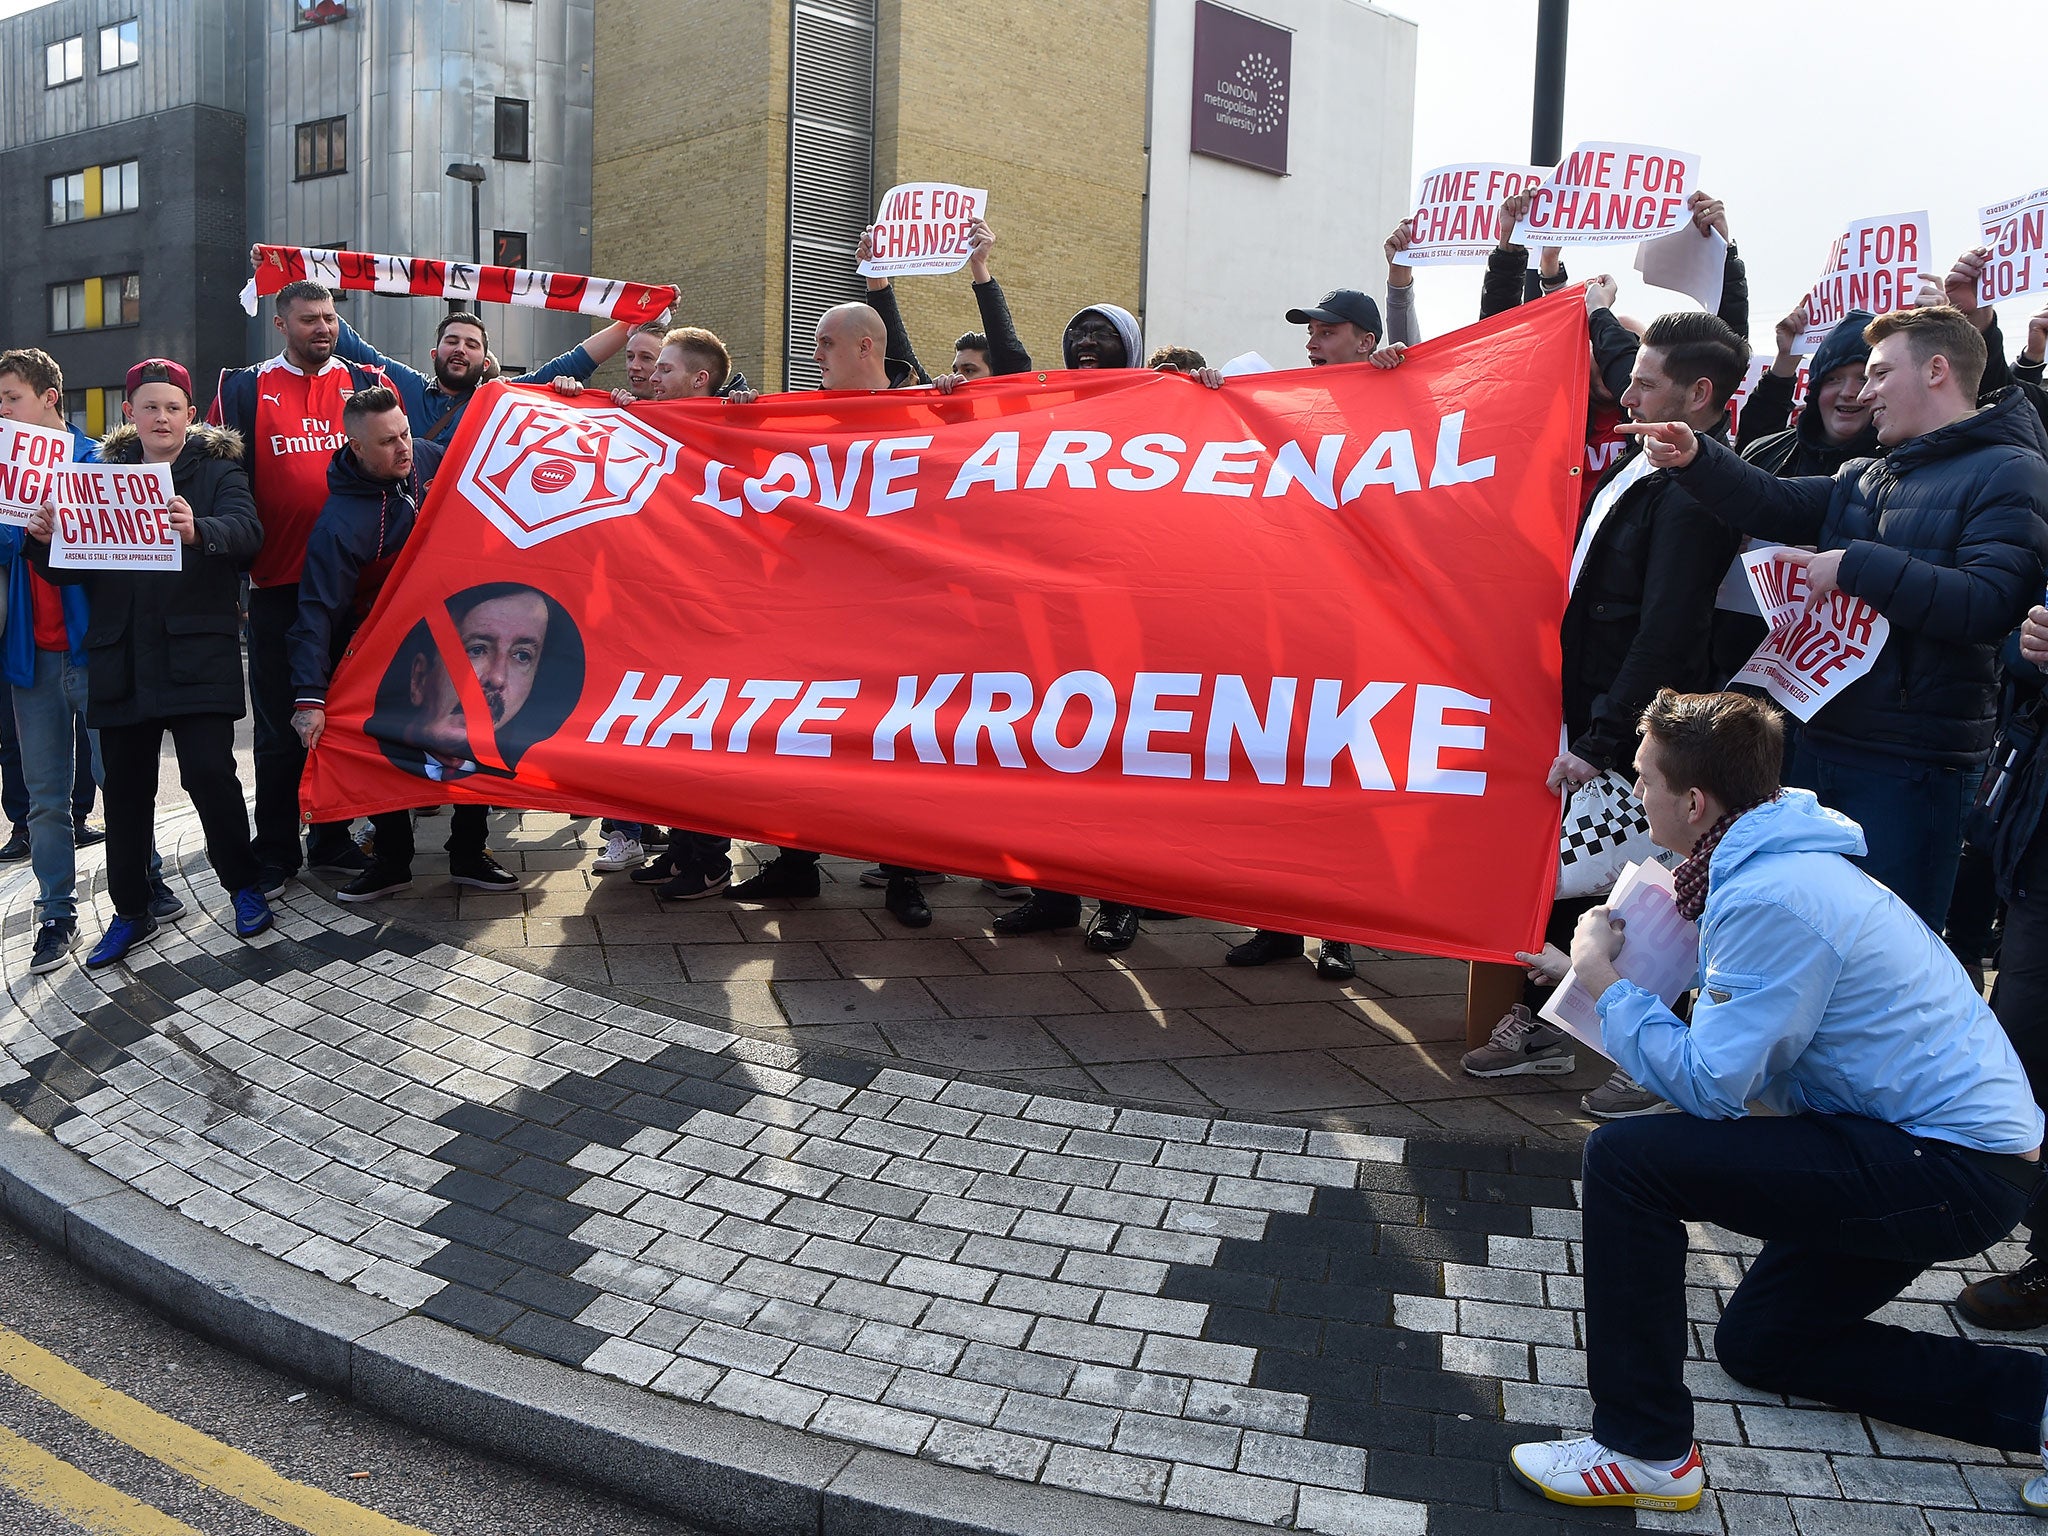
left=1375, top=0, right=2048, bottom=348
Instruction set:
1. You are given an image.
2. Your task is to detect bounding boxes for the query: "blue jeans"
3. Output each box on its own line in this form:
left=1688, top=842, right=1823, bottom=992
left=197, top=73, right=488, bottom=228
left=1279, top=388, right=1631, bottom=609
left=1789, top=736, right=1982, bottom=932
left=13, top=649, right=167, bottom=923
left=13, top=650, right=93, bottom=922
left=1584, top=1112, right=2044, bottom=1460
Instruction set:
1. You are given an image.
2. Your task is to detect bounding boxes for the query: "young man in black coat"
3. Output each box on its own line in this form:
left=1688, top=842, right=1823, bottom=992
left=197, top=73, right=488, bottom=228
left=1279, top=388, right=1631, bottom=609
left=1624, top=306, right=2048, bottom=933
left=1463, top=306, right=1747, bottom=1111
left=27, top=359, right=271, bottom=968
left=287, top=386, right=518, bottom=902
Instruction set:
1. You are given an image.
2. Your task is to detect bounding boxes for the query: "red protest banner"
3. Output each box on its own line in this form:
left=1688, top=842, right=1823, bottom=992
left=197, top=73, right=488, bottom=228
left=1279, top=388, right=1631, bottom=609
left=301, top=295, right=1592, bottom=963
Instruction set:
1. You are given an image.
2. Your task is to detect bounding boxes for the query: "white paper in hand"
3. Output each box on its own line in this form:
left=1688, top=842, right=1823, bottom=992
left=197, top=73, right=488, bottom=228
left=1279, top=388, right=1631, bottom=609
left=1538, top=860, right=1699, bottom=1059
left=1633, top=225, right=1725, bottom=312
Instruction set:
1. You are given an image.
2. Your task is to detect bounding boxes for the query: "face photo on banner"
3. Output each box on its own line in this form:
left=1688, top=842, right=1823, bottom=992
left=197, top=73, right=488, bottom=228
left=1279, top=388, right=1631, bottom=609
left=366, top=582, right=587, bottom=782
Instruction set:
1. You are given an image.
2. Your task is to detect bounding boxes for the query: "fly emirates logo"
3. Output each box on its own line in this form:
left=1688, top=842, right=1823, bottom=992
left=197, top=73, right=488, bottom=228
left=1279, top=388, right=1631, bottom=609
left=271, top=416, right=348, bottom=457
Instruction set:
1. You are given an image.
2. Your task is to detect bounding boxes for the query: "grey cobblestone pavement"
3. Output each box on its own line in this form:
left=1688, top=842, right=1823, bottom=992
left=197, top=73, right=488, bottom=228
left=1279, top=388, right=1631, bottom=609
left=1, top=806, right=2043, bottom=1534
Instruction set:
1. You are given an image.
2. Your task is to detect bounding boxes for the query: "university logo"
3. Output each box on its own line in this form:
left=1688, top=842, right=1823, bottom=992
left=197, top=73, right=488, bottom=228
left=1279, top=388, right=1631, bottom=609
left=456, top=392, right=679, bottom=548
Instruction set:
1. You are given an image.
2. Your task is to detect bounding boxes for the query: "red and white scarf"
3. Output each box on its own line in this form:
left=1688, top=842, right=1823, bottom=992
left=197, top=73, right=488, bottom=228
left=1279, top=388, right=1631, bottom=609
left=241, top=245, right=676, bottom=325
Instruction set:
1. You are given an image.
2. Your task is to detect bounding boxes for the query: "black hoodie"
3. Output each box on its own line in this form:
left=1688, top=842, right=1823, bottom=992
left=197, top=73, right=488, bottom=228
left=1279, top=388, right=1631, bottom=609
left=1677, top=387, right=2048, bottom=765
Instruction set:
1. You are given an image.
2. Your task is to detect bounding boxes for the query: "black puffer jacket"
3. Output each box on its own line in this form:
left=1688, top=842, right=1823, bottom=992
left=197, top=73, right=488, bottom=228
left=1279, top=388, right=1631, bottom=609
left=33, top=423, right=263, bottom=727
left=1562, top=427, right=1744, bottom=771
left=1676, top=388, right=2048, bottom=765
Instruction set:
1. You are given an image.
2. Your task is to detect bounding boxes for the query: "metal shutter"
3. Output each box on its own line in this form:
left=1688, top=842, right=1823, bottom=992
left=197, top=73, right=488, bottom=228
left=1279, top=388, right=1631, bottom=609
left=784, top=0, right=875, bottom=391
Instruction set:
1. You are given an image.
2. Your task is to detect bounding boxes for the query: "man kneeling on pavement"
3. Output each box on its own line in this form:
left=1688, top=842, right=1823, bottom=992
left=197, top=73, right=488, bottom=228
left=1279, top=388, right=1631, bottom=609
left=287, top=386, right=517, bottom=900
left=1509, top=689, right=2048, bottom=1516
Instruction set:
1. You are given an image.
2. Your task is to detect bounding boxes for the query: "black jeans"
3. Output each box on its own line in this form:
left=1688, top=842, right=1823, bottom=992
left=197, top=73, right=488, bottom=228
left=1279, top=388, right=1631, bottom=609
left=1992, top=831, right=2048, bottom=1257
left=665, top=829, right=732, bottom=880
left=246, top=585, right=350, bottom=871
left=99, top=714, right=260, bottom=916
left=1583, top=1112, right=2043, bottom=1460
left=368, top=805, right=488, bottom=877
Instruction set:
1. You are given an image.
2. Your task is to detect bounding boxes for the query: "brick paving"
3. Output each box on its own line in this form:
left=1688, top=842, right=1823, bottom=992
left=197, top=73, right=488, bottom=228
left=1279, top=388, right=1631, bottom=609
left=357, top=810, right=1618, bottom=1136
left=1, top=806, right=2043, bottom=1533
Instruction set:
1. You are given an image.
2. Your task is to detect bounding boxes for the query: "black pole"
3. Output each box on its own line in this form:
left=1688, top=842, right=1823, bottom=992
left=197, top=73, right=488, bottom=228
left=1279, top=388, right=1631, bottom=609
left=469, top=180, right=482, bottom=267
left=1523, top=0, right=1568, bottom=302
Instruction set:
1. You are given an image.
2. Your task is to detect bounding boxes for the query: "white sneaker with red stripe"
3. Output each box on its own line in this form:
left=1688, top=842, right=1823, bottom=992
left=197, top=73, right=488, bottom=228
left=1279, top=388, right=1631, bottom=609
left=1509, top=1436, right=1705, bottom=1511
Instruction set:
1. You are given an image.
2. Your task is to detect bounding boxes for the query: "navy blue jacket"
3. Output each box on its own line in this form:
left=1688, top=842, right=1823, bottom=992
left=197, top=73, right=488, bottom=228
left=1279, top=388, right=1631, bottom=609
left=1676, top=387, right=2048, bottom=766
left=288, top=438, right=444, bottom=706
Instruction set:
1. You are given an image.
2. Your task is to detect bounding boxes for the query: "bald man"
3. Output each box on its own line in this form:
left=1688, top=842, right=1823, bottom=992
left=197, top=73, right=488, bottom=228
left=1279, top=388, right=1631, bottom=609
left=813, top=303, right=893, bottom=392
left=722, top=302, right=941, bottom=928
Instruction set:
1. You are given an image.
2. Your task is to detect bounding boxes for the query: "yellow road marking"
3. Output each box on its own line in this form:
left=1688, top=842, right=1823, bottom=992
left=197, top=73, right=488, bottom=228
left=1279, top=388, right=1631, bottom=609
left=0, top=1419, right=201, bottom=1534
left=0, top=1325, right=437, bottom=1536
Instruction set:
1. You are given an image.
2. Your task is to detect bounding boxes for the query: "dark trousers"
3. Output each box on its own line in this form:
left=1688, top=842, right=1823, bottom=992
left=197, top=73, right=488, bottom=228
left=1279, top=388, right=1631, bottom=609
left=0, top=683, right=24, bottom=830
left=1790, top=736, right=1982, bottom=932
left=99, top=714, right=260, bottom=916
left=247, top=584, right=349, bottom=871
left=1024, top=888, right=1136, bottom=923
left=369, top=804, right=488, bottom=876
left=1945, top=844, right=2003, bottom=962
left=666, top=829, right=732, bottom=880
left=1583, top=1112, right=2043, bottom=1460
left=1992, top=832, right=2048, bottom=1258
left=776, top=848, right=916, bottom=878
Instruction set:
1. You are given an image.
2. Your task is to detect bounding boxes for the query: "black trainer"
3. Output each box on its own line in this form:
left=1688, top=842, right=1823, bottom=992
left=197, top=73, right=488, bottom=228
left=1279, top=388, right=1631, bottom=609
left=629, top=855, right=681, bottom=886
left=308, top=841, right=373, bottom=875
left=1226, top=930, right=1306, bottom=967
left=1085, top=902, right=1140, bottom=954
left=72, top=823, right=106, bottom=849
left=28, top=918, right=77, bottom=975
left=885, top=874, right=933, bottom=929
left=1316, top=940, right=1357, bottom=980
left=450, top=851, right=519, bottom=890
left=726, top=855, right=822, bottom=900
left=992, top=893, right=1081, bottom=935
left=657, top=870, right=732, bottom=900
left=0, top=827, right=29, bottom=863
left=336, top=866, right=414, bottom=903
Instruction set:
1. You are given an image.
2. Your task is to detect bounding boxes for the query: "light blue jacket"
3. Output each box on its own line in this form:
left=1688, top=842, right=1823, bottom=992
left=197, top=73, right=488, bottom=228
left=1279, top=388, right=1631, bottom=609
left=1598, top=790, right=2044, bottom=1154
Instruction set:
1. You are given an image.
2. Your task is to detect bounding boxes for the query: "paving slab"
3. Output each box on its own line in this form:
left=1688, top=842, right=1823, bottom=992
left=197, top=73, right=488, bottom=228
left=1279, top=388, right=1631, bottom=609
left=0, top=807, right=2038, bottom=1534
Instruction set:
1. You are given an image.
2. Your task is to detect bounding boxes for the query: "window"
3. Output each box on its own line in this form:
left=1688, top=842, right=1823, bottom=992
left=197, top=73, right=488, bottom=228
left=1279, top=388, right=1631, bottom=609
left=492, top=230, right=527, bottom=268
left=49, top=274, right=140, bottom=335
left=294, top=1, right=349, bottom=27
left=98, top=19, right=138, bottom=72
left=44, top=35, right=83, bottom=87
left=493, top=97, right=529, bottom=161
left=63, top=388, right=119, bottom=440
left=294, top=116, right=347, bottom=180
left=47, top=161, right=139, bottom=225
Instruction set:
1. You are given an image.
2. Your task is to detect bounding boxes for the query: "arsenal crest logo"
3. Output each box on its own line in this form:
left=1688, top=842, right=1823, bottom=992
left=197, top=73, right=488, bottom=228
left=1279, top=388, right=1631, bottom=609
left=454, top=391, right=680, bottom=548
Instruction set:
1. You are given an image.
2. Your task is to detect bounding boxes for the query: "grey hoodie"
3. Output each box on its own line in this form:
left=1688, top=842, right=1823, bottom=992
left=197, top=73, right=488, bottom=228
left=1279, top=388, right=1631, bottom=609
left=1063, top=304, right=1144, bottom=370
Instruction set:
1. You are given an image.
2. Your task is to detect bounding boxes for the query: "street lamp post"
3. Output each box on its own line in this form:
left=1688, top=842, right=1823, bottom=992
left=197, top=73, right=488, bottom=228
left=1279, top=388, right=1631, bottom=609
left=444, top=162, right=487, bottom=314
left=1523, top=0, right=1568, bottom=302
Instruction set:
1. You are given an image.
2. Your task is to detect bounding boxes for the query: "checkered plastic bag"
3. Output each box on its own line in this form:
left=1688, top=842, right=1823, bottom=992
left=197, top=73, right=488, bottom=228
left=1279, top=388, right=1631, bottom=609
left=1556, top=771, right=1665, bottom=900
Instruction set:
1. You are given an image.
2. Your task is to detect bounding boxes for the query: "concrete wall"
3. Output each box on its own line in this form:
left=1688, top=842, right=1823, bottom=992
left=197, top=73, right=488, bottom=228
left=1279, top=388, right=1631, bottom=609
left=871, top=0, right=1149, bottom=376
left=592, top=0, right=789, bottom=390
left=1143, top=0, right=1415, bottom=371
